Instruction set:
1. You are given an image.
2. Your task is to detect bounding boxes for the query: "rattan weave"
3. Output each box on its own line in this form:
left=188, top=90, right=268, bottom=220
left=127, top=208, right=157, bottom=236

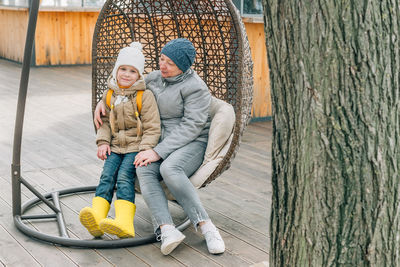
left=92, top=0, right=253, bottom=187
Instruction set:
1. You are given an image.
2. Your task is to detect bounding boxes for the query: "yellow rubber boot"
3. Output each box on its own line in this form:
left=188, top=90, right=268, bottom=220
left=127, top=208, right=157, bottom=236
left=79, top=196, right=110, bottom=237
left=100, top=200, right=136, bottom=238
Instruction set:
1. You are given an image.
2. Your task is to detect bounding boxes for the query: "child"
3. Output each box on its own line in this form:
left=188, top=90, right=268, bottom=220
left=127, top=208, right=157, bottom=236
left=79, top=42, right=160, bottom=238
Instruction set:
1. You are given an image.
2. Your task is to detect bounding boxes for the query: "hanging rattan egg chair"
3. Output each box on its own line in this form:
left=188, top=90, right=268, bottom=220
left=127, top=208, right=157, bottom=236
left=12, top=0, right=253, bottom=248
left=92, top=0, right=253, bottom=187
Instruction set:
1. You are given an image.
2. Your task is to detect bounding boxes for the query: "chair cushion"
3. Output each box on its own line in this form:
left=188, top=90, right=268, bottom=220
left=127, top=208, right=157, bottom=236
left=189, top=97, right=235, bottom=188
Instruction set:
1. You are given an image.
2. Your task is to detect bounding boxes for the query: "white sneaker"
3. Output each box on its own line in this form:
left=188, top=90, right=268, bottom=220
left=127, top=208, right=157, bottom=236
left=204, top=229, right=225, bottom=254
left=160, top=228, right=186, bottom=255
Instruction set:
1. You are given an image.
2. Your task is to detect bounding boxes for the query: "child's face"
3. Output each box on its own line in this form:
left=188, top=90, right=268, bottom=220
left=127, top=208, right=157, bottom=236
left=117, top=65, right=140, bottom=87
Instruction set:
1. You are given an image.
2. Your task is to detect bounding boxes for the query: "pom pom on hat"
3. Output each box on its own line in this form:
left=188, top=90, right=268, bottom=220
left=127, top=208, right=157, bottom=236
left=129, top=42, right=143, bottom=51
left=161, top=38, right=196, bottom=72
left=112, top=42, right=145, bottom=80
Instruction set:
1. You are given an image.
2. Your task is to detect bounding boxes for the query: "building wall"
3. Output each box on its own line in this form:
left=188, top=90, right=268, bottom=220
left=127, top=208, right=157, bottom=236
left=35, top=11, right=98, bottom=65
left=244, top=21, right=271, bottom=119
left=0, top=8, right=28, bottom=62
left=0, top=8, right=271, bottom=118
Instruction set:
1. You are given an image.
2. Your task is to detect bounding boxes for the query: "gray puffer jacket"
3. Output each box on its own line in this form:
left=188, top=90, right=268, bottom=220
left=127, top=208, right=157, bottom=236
left=145, top=68, right=211, bottom=159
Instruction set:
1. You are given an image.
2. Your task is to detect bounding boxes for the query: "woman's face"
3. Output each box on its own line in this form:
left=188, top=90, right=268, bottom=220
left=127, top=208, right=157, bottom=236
left=117, top=65, right=140, bottom=87
left=159, top=54, right=183, bottom=78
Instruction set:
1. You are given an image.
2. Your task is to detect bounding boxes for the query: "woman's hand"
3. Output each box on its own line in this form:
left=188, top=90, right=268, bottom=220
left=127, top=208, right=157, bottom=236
left=94, top=101, right=106, bottom=129
left=134, top=149, right=161, bottom=167
left=97, top=144, right=111, bottom=160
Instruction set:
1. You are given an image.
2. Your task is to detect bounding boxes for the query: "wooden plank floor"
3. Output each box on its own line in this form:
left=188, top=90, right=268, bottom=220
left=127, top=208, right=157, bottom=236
left=0, top=58, right=271, bottom=267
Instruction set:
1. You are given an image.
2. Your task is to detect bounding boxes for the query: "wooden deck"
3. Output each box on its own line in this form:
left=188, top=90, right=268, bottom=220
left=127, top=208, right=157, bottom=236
left=0, top=58, right=271, bottom=267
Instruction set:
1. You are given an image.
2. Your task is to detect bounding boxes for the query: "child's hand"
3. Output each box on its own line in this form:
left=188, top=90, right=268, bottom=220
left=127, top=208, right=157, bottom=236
left=97, top=144, right=111, bottom=160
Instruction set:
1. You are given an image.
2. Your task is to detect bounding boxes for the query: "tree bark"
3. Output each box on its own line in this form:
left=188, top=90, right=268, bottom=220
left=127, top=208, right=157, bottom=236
left=263, top=1, right=400, bottom=266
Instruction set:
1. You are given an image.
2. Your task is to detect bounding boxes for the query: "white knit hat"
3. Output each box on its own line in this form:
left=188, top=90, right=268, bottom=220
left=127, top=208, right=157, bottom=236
left=112, top=42, right=145, bottom=80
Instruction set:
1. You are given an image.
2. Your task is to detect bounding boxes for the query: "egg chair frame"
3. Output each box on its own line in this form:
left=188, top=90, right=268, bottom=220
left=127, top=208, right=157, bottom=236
left=11, top=0, right=253, bottom=248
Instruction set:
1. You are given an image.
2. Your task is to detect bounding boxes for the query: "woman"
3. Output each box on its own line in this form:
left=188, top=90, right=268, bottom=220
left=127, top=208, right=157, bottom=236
left=95, top=38, right=225, bottom=255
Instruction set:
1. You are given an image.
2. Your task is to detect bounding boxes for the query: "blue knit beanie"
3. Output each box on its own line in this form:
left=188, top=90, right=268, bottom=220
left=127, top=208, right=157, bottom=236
left=161, top=38, right=196, bottom=72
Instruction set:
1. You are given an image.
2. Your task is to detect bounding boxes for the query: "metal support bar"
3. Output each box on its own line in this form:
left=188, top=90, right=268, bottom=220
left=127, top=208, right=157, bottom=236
left=11, top=164, right=21, bottom=217
left=21, top=214, right=57, bottom=220
left=20, top=177, right=60, bottom=213
left=52, top=192, right=69, bottom=238
left=11, top=0, right=40, bottom=217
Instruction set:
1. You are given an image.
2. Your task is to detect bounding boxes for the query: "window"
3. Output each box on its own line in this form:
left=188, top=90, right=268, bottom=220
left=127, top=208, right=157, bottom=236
left=232, top=0, right=263, bottom=17
left=0, top=0, right=105, bottom=8
left=1, top=0, right=263, bottom=13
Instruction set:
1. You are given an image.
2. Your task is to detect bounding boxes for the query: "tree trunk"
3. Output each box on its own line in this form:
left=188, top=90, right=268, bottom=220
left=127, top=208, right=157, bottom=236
left=263, top=1, right=400, bottom=266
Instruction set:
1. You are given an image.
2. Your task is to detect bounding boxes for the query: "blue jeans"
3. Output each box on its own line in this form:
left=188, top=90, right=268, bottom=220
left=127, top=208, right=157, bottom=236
left=136, top=141, right=209, bottom=232
left=95, top=152, right=137, bottom=203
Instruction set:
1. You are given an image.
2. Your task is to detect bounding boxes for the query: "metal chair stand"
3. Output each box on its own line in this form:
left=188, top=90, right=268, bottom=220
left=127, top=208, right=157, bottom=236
left=11, top=0, right=189, bottom=248
left=12, top=0, right=253, bottom=248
